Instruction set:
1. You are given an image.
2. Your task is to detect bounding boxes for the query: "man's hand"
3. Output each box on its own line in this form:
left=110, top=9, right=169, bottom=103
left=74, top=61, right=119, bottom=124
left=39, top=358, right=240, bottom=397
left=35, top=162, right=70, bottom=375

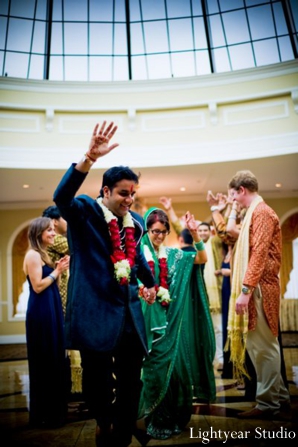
left=142, top=287, right=156, bottom=306
left=184, top=211, right=198, bottom=232
left=235, top=293, right=251, bottom=315
left=217, top=193, right=228, bottom=212
left=231, top=200, right=241, bottom=214
left=88, top=121, right=119, bottom=160
left=159, top=196, right=172, bottom=211
left=206, top=190, right=218, bottom=206
left=227, top=189, right=234, bottom=206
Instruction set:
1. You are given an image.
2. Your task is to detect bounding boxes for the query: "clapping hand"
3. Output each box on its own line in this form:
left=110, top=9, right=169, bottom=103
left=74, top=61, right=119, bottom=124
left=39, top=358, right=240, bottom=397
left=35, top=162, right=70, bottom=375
left=217, top=193, right=229, bottom=212
left=56, top=255, right=70, bottom=274
left=206, top=190, right=218, bottom=207
left=184, top=211, right=198, bottom=232
left=159, top=196, right=172, bottom=211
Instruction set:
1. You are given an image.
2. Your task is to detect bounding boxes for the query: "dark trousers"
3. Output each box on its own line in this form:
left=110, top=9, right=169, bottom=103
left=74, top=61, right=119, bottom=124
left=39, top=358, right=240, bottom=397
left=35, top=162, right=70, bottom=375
left=80, top=330, right=144, bottom=446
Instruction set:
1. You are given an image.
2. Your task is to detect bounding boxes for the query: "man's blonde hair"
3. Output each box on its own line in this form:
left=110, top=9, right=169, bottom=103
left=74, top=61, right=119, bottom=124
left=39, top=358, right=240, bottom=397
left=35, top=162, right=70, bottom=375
left=228, top=170, right=258, bottom=192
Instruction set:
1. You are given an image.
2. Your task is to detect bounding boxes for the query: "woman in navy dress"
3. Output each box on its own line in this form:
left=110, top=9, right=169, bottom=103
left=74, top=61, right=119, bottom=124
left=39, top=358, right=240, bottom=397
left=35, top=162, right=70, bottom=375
left=215, top=242, right=233, bottom=378
left=23, top=217, right=69, bottom=427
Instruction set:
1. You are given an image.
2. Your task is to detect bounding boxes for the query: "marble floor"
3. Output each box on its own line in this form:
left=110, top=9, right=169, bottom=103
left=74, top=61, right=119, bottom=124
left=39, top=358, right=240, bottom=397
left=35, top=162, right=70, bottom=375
left=0, top=347, right=297, bottom=447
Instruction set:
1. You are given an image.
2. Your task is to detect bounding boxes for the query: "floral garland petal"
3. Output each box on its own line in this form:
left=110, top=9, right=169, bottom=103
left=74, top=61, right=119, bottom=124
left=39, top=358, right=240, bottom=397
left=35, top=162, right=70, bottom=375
left=96, top=198, right=136, bottom=284
left=143, top=243, right=171, bottom=306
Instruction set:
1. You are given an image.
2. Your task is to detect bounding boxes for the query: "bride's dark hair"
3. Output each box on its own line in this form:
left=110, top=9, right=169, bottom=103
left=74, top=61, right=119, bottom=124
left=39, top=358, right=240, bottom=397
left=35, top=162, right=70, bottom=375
left=146, top=209, right=170, bottom=233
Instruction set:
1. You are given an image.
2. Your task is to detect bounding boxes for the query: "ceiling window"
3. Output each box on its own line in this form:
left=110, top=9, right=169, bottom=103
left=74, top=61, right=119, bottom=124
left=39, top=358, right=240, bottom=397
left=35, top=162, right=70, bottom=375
left=0, top=0, right=297, bottom=81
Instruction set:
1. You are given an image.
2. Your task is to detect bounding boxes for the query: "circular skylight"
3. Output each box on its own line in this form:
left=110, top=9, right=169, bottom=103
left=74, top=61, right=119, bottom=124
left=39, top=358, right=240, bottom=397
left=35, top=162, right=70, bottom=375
left=0, top=0, right=297, bottom=81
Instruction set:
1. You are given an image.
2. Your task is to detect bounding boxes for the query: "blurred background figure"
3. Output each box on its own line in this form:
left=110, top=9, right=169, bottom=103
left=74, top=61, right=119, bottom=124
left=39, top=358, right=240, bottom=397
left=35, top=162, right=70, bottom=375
left=42, top=206, right=84, bottom=399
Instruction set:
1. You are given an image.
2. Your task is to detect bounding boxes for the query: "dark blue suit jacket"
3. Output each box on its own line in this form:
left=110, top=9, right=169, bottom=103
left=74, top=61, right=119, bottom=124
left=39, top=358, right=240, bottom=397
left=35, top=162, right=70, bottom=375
left=54, top=164, right=155, bottom=353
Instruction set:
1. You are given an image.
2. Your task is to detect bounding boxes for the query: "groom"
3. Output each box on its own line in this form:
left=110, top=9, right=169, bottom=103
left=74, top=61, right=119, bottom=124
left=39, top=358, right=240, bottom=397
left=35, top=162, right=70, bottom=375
left=54, top=121, right=156, bottom=447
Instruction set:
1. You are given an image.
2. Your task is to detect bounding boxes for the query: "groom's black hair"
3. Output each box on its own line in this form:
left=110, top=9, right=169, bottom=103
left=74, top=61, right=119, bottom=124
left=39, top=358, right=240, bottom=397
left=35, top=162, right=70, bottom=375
left=99, top=166, right=140, bottom=197
left=42, top=205, right=61, bottom=220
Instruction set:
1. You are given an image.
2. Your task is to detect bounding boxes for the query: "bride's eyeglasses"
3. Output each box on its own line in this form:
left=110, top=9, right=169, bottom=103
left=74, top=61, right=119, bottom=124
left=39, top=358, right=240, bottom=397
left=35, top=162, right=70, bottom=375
left=150, top=229, right=170, bottom=236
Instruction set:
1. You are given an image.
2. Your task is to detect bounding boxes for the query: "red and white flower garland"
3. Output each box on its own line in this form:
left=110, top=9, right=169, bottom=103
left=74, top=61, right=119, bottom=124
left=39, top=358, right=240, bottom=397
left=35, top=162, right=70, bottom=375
left=96, top=198, right=136, bottom=285
left=143, top=244, right=171, bottom=306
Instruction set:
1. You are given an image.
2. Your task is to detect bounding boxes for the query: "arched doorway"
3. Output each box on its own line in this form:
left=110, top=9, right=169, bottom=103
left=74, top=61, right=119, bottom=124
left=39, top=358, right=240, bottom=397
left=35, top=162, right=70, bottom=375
left=280, top=212, right=298, bottom=332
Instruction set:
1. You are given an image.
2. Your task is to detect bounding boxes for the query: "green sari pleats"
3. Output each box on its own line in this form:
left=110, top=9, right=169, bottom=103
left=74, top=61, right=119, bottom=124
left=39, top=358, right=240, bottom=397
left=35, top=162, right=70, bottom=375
left=139, top=247, right=216, bottom=435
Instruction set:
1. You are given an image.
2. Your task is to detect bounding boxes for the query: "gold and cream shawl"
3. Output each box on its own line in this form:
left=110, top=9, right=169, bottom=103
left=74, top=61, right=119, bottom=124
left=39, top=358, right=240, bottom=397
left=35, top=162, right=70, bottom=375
left=226, top=195, right=263, bottom=379
left=204, top=238, right=221, bottom=313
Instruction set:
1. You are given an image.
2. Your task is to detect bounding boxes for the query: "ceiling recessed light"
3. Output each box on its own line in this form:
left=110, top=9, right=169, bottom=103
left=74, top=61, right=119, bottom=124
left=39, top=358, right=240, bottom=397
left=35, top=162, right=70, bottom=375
left=275, top=183, right=282, bottom=188
left=180, top=187, right=186, bottom=192
left=23, top=184, right=29, bottom=189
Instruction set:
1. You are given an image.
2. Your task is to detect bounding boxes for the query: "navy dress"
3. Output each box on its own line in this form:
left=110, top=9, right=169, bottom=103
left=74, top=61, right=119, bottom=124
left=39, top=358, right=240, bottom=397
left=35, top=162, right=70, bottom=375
left=221, top=261, right=233, bottom=378
left=26, top=264, right=67, bottom=427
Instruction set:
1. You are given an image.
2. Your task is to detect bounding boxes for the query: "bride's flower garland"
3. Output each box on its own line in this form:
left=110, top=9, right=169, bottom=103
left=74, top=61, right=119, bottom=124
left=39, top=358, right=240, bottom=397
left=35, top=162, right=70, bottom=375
left=142, top=244, right=171, bottom=307
left=96, top=198, right=136, bottom=285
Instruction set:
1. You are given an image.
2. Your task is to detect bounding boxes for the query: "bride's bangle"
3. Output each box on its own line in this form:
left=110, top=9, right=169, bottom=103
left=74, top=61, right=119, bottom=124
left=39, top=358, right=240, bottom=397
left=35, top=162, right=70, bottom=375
left=194, top=240, right=205, bottom=251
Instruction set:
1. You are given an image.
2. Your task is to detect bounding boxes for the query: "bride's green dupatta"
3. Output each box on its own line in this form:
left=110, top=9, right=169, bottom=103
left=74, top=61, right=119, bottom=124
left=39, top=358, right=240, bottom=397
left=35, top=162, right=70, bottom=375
left=138, top=208, right=216, bottom=434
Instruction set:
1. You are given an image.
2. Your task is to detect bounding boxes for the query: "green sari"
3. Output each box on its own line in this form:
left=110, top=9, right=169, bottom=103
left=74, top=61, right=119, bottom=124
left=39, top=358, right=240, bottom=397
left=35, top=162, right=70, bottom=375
left=139, top=224, right=216, bottom=439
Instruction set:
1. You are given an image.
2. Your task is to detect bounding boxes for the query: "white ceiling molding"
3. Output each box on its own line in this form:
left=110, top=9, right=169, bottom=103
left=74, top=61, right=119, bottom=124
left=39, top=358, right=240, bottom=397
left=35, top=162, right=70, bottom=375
left=0, top=86, right=296, bottom=115
left=208, top=102, right=218, bottom=126
left=45, top=108, right=54, bottom=132
left=0, top=113, right=40, bottom=133
left=128, top=108, right=136, bottom=131
left=0, top=61, right=297, bottom=94
left=57, top=116, right=124, bottom=134
left=291, top=89, right=298, bottom=114
left=141, top=110, right=206, bottom=132
left=1, top=132, right=297, bottom=170
left=223, top=100, right=289, bottom=126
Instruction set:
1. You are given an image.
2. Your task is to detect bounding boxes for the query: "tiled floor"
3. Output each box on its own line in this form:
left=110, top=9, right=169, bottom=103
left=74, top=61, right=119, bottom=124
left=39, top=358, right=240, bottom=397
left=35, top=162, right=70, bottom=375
left=0, top=347, right=297, bottom=446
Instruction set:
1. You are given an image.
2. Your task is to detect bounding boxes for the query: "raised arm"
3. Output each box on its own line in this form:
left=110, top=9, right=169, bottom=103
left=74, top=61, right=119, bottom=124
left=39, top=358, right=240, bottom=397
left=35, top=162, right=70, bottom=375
left=54, top=121, right=119, bottom=221
left=226, top=201, right=241, bottom=239
left=184, top=212, right=207, bottom=264
left=76, top=121, right=119, bottom=173
left=159, top=196, right=184, bottom=235
left=206, top=190, right=237, bottom=244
